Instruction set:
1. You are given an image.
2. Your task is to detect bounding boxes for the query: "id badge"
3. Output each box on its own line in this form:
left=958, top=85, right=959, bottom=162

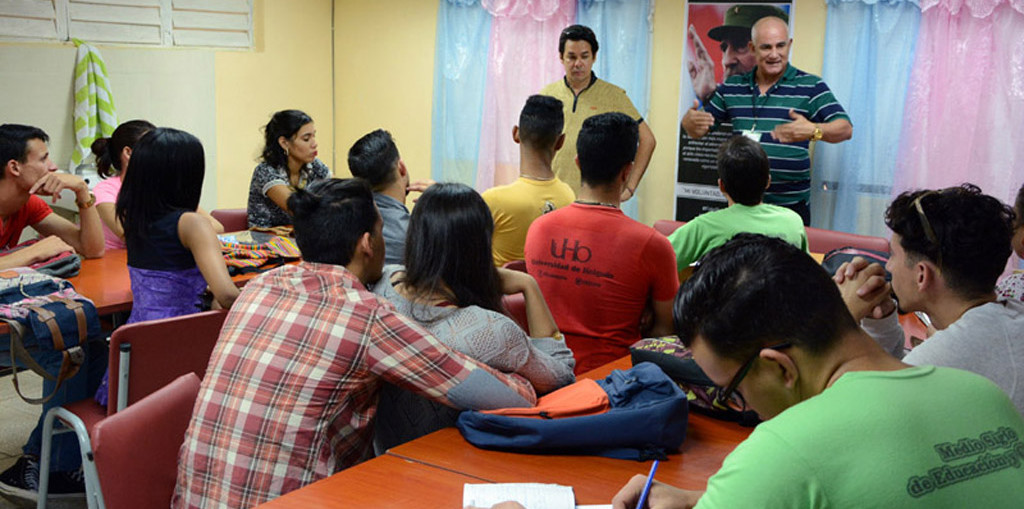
left=742, top=130, right=760, bottom=142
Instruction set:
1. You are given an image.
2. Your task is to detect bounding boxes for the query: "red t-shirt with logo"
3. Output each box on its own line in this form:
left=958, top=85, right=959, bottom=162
left=1, top=195, right=52, bottom=249
left=525, top=203, right=679, bottom=374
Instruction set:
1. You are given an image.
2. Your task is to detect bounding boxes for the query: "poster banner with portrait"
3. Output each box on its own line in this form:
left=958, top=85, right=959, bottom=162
left=675, top=1, right=793, bottom=221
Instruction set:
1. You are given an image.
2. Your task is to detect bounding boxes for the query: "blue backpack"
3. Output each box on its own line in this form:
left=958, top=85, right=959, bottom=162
left=455, top=362, right=688, bottom=460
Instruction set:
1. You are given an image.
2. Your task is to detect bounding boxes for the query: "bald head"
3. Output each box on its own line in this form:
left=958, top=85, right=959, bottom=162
left=751, top=16, right=789, bottom=45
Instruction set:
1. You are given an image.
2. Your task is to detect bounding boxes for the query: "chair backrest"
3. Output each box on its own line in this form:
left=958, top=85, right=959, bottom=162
left=106, top=310, right=227, bottom=415
left=653, top=219, right=685, bottom=237
left=92, top=373, right=200, bottom=509
left=502, top=260, right=528, bottom=273
left=805, top=226, right=889, bottom=255
left=211, top=208, right=248, bottom=232
left=501, top=293, right=529, bottom=332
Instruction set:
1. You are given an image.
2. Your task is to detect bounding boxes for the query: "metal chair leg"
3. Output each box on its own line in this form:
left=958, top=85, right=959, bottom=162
left=36, top=407, right=106, bottom=509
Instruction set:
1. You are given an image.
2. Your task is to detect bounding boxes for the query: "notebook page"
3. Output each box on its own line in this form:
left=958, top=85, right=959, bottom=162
left=463, top=483, right=575, bottom=509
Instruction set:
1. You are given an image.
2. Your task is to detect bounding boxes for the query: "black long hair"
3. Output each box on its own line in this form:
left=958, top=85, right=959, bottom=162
left=116, top=128, right=204, bottom=242
left=402, top=182, right=504, bottom=314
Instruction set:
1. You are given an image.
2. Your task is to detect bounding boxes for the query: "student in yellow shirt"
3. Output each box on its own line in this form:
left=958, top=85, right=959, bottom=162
left=482, top=95, right=574, bottom=267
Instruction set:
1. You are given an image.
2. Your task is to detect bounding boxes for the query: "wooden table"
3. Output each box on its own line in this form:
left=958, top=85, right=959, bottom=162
left=66, top=249, right=133, bottom=314
left=256, top=356, right=750, bottom=508
left=386, top=357, right=752, bottom=504
left=256, top=454, right=480, bottom=509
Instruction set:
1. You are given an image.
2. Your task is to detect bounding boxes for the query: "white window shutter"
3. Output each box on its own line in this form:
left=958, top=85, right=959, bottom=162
left=0, top=0, right=252, bottom=48
left=0, top=0, right=60, bottom=41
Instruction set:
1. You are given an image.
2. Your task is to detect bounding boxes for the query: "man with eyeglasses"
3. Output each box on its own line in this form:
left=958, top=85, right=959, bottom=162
left=836, top=184, right=1024, bottom=415
left=612, top=234, right=1024, bottom=509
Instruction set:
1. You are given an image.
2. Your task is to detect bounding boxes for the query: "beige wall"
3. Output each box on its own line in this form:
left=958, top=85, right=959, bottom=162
left=0, top=43, right=219, bottom=210
left=329, top=0, right=828, bottom=225
left=332, top=0, right=439, bottom=181
left=214, top=0, right=335, bottom=208
left=0, top=0, right=334, bottom=211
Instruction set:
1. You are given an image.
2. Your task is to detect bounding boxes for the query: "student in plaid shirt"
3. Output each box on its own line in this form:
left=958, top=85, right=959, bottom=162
left=172, top=179, right=537, bottom=508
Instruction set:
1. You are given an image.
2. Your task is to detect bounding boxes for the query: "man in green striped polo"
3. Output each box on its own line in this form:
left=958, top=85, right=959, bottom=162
left=681, top=16, right=852, bottom=225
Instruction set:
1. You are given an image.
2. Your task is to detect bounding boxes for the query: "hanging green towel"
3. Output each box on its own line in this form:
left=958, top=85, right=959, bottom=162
left=70, top=39, right=118, bottom=171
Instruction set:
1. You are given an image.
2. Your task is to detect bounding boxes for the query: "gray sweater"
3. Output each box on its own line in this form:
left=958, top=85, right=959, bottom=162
left=370, top=265, right=576, bottom=452
left=863, top=299, right=1024, bottom=415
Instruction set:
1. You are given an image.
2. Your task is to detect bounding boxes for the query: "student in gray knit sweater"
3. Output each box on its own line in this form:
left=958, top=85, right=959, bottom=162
left=370, top=183, right=576, bottom=452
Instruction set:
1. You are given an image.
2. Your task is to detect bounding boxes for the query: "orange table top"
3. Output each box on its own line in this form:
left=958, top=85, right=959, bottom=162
left=66, top=249, right=133, bottom=315
left=255, top=454, right=480, bottom=509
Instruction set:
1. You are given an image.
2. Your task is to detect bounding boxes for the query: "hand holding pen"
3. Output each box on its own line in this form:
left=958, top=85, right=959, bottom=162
left=611, top=459, right=704, bottom=509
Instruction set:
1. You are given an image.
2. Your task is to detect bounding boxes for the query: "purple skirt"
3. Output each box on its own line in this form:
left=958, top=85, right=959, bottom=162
left=94, top=266, right=208, bottom=406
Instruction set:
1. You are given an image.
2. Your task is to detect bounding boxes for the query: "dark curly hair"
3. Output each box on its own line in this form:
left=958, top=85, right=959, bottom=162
left=1013, top=182, right=1024, bottom=229
left=885, top=183, right=1014, bottom=299
left=260, top=110, right=313, bottom=169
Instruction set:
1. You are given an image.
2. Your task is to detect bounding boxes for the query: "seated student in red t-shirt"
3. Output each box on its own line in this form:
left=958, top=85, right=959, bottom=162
left=0, top=124, right=105, bottom=270
left=524, top=113, right=679, bottom=374
left=0, top=124, right=106, bottom=501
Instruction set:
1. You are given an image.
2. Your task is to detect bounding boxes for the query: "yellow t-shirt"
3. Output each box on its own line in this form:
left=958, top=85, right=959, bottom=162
left=539, top=75, right=643, bottom=192
left=482, top=176, right=575, bottom=266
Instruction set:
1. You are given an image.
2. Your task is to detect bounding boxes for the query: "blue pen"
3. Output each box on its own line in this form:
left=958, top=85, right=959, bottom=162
left=635, top=459, right=660, bottom=509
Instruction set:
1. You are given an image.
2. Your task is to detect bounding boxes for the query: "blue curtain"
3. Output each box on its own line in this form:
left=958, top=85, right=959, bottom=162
left=432, top=0, right=654, bottom=221
left=431, top=0, right=491, bottom=185
left=577, top=0, right=653, bottom=219
left=811, top=0, right=920, bottom=236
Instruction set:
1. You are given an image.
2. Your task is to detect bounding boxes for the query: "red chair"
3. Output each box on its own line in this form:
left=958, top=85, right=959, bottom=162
left=502, top=260, right=528, bottom=273
left=37, top=310, right=228, bottom=508
left=805, top=226, right=889, bottom=255
left=210, top=208, right=248, bottom=232
left=653, top=219, right=685, bottom=237
left=91, top=373, right=200, bottom=509
left=501, top=293, right=529, bottom=332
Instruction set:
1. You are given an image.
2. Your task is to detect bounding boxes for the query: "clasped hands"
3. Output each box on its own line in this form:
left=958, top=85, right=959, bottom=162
left=833, top=256, right=896, bottom=321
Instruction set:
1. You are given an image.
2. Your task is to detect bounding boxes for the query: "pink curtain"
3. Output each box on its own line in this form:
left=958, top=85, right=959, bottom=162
left=475, top=0, right=576, bottom=191
left=895, top=0, right=1024, bottom=207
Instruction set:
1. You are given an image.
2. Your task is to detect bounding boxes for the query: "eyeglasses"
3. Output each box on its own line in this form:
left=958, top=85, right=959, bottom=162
left=714, top=342, right=791, bottom=408
left=911, top=191, right=943, bottom=268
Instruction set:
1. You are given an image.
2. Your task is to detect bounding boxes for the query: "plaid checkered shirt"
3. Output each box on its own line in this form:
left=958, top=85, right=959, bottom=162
left=172, top=262, right=537, bottom=508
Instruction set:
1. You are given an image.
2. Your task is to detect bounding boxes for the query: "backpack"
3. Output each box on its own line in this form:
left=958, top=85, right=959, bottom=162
left=455, top=362, right=688, bottom=460
left=0, top=267, right=101, bottom=404
left=630, top=336, right=760, bottom=427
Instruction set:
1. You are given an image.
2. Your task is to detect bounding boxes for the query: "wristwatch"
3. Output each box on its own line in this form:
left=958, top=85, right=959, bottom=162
left=77, top=192, right=96, bottom=209
left=811, top=125, right=824, bottom=142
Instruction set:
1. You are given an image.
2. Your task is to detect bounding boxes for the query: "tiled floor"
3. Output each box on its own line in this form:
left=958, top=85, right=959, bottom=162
left=0, top=373, right=86, bottom=509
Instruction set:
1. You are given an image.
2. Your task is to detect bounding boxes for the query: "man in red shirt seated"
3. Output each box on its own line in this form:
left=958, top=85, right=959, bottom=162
left=0, top=124, right=105, bottom=268
left=0, top=124, right=106, bottom=504
left=524, top=113, right=679, bottom=374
